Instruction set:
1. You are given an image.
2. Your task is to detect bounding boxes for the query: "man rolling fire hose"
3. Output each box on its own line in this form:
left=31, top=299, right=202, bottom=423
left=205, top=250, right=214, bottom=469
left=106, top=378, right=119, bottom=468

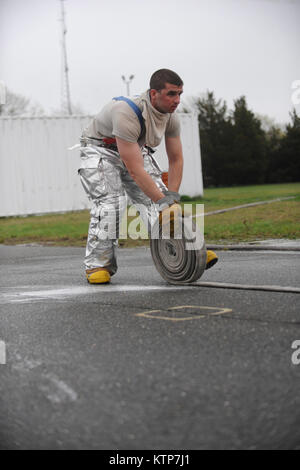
left=77, top=69, right=218, bottom=284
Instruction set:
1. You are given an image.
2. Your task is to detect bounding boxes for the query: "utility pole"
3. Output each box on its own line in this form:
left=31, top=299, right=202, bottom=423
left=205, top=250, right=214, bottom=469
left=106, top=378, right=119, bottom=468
left=121, top=75, right=135, bottom=96
left=60, top=0, right=72, bottom=115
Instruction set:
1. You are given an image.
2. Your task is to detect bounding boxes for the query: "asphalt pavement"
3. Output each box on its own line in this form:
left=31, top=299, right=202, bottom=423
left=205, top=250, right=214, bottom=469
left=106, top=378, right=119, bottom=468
left=0, top=244, right=300, bottom=449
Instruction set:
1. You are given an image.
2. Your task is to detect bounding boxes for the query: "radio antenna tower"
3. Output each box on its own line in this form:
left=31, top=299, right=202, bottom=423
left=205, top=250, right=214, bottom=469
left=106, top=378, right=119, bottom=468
left=60, top=0, right=72, bottom=115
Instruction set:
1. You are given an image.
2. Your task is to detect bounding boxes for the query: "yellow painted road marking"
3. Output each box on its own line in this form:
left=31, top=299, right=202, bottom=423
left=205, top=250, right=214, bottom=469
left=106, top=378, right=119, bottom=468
left=134, top=305, right=232, bottom=321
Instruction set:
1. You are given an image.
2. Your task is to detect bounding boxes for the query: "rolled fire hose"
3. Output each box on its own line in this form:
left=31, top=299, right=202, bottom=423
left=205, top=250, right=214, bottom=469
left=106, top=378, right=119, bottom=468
left=150, top=214, right=207, bottom=285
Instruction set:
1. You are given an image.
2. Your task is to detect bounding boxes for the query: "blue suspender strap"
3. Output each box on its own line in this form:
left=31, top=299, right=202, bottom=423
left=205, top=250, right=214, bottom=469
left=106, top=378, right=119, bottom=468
left=113, top=96, right=144, bottom=136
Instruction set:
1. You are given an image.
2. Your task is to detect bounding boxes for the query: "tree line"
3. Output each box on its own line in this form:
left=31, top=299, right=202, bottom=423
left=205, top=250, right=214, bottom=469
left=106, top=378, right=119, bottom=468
left=184, top=92, right=300, bottom=187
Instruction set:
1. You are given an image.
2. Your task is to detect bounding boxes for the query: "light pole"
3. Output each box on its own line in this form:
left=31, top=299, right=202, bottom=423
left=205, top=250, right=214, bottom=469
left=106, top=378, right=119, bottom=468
left=121, top=74, right=135, bottom=96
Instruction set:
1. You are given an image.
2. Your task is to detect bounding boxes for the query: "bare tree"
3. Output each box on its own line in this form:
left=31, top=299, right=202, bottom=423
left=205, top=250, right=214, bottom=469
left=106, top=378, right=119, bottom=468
left=0, top=88, right=44, bottom=116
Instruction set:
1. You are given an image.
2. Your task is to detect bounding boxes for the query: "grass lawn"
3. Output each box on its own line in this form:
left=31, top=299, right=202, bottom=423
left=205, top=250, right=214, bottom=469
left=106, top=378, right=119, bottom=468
left=0, top=183, right=299, bottom=246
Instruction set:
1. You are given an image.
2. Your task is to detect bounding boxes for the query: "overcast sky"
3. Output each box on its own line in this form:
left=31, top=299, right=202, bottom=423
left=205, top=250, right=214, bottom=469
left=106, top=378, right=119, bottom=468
left=1, top=0, right=299, bottom=124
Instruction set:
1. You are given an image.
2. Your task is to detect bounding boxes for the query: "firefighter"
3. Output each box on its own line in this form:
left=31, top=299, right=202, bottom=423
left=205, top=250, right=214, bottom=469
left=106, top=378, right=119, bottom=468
left=79, top=69, right=218, bottom=284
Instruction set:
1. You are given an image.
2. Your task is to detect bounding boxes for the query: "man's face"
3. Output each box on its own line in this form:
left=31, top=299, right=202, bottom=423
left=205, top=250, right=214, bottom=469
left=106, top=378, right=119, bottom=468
left=150, top=82, right=183, bottom=114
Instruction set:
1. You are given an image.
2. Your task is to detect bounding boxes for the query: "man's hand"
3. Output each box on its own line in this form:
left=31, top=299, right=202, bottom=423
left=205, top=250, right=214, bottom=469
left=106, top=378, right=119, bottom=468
left=158, top=203, right=182, bottom=238
left=155, top=191, right=183, bottom=237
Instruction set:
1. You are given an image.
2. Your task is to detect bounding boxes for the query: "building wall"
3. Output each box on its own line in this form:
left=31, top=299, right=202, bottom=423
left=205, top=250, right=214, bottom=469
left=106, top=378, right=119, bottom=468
left=0, top=113, right=203, bottom=217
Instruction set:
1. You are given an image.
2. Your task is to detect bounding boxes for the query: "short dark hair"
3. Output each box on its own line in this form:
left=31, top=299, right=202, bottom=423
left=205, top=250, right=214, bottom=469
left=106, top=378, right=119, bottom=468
left=150, top=69, right=183, bottom=91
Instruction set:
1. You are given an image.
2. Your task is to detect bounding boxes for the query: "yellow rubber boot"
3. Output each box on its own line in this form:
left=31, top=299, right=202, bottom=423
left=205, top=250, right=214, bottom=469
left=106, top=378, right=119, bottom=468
left=206, top=250, right=218, bottom=270
left=86, top=268, right=111, bottom=284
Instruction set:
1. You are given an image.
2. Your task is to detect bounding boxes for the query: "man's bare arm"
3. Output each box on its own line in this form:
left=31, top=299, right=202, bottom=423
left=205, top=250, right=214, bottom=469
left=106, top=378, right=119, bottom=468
left=165, top=135, right=183, bottom=192
left=116, top=137, right=165, bottom=203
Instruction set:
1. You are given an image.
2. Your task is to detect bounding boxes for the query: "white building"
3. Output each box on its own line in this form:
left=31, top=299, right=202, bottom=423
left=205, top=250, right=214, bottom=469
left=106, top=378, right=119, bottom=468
left=0, top=114, right=203, bottom=217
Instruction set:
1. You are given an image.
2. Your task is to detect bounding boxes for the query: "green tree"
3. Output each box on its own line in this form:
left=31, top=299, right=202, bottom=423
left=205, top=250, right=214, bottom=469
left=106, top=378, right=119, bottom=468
left=229, top=96, right=267, bottom=185
left=195, top=91, right=233, bottom=186
left=265, top=125, right=284, bottom=183
left=268, top=109, right=300, bottom=182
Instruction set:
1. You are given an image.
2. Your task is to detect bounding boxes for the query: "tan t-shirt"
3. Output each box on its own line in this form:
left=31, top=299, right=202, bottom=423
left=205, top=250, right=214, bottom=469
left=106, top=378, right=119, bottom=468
left=82, top=90, right=180, bottom=148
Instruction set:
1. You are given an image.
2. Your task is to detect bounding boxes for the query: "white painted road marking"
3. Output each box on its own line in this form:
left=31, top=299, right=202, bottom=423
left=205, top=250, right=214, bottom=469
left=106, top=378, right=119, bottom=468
left=0, top=284, right=195, bottom=304
left=10, top=354, right=78, bottom=404
left=0, top=340, right=6, bottom=365
left=1, top=280, right=299, bottom=305
left=39, top=373, right=78, bottom=404
left=134, top=305, right=233, bottom=321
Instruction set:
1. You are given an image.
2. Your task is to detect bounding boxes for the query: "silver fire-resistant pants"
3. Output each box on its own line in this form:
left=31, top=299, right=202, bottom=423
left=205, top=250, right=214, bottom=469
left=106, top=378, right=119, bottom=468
left=79, top=141, right=167, bottom=275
